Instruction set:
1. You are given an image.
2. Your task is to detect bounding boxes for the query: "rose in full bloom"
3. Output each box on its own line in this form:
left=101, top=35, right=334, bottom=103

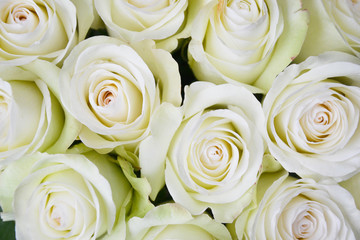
left=0, top=0, right=94, bottom=65
left=0, top=151, right=133, bottom=240
left=127, top=203, right=232, bottom=240
left=231, top=171, right=360, bottom=239
left=296, top=0, right=360, bottom=62
left=187, top=0, right=308, bottom=92
left=263, top=51, right=360, bottom=182
left=94, top=0, right=203, bottom=52
left=162, top=82, right=265, bottom=223
left=59, top=36, right=182, bottom=155
left=0, top=60, right=67, bottom=166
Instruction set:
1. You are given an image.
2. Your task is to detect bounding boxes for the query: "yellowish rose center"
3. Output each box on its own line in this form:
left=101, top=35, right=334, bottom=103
left=47, top=202, right=75, bottom=231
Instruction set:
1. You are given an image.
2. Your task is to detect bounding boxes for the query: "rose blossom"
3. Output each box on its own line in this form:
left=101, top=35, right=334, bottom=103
left=264, top=51, right=360, bottom=182
left=162, top=82, right=266, bottom=223
left=127, top=203, right=232, bottom=240
left=0, top=152, right=133, bottom=240
left=0, top=60, right=67, bottom=166
left=59, top=36, right=182, bottom=154
left=187, top=0, right=308, bottom=92
left=231, top=171, right=360, bottom=239
left=296, top=0, right=360, bottom=62
left=94, top=0, right=203, bottom=52
left=0, top=0, right=94, bottom=65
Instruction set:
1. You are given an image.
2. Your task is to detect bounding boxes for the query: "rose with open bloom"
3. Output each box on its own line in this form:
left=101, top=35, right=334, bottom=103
left=94, top=0, right=203, bottom=52
left=0, top=60, right=65, bottom=166
left=59, top=36, right=182, bottom=154
left=232, top=171, right=360, bottom=239
left=163, top=82, right=265, bottom=223
left=0, top=0, right=94, bottom=65
left=296, top=0, right=360, bottom=62
left=127, top=203, right=232, bottom=240
left=263, top=51, right=360, bottom=182
left=0, top=152, right=133, bottom=240
left=187, top=0, right=308, bottom=92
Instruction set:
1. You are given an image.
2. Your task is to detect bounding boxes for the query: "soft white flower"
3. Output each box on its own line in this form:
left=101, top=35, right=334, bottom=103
left=0, top=0, right=94, bottom=65
left=94, top=0, right=203, bottom=52
left=59, top=36, right=182, bottom=153
left=0, top=152, right=132, bottom=240
left=232, top=171, right=360, bottom=239
left=187, top=0, right=308, bottom=92
left=0, top=60, right=66, bottom=166
left=163, top=82, right=266, bottom=223
left=296, top=0, right=360, bottom=62
left=127, top=203, right=232, bottom=240
left=263, top=51, right=360, bottom=182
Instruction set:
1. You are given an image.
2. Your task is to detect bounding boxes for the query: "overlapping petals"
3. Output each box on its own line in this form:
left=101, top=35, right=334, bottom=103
left=297, top=0, right=360, bottom=61
left=165, top=82, right=265, bottom=223
left=234, top=172, right=360, bottom=239
left=94, top=0, right=202, bottom=51
left=264, top=51, right=360, bottom=181
left=188, top=0, right=308, bottom=91
left=0, top=0, right=93, bottom=65
left=59, top=36, right=181, bottom=152
left=127, top=203, right=232, bottom=240
left=0, top=61, right=65, bottom=166
left=0, top=152, right=132, bottom=240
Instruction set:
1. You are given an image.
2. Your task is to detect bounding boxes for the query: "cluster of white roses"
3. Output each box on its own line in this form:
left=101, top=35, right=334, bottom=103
left=0, top=0, right=360, bottom=239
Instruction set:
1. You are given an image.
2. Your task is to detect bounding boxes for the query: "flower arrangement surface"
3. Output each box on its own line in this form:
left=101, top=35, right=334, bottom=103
left=0, top=0, right=360, bottom=240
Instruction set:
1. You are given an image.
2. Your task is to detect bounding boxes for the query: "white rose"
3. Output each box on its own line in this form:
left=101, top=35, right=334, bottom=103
left=0, top=60, right=68, bottom=166
left=59, top=36, right=182, bottom=153
left=0, top=152, right=132, bottom=240
left=233, top=171, right=360, bottom=239
left=163, top=82, right=265, bottom=223
left=0, top=0, right=94, bottom=65
left=296, top=0, right=360, bottom=62
left=127, top=203, right=232, bottom=240
left=187, top=0, right=308, bottom=92
left=263, top=51, right=360, bottom=182
left=94, top=0, right=203, bottom=52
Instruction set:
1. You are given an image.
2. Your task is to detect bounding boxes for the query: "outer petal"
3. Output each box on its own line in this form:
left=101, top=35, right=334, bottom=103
left=139, top=103, right=182, bottom=200
left=254, top=0, right=308, bottom=91
left=127, top=203, right=232, bottom=240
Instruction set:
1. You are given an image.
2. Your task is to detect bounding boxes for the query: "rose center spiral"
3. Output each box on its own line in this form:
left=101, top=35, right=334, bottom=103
left=206, top=145, right=223, bottom=162
left=6, top=4, right=36, bottom=23
left=236, top=0, right=251, bottom=11
left=47, top=202, right=75, bottom=230
left=293, top=212, right=316, bottom=239
left=98, top=88, right=116, bottom=107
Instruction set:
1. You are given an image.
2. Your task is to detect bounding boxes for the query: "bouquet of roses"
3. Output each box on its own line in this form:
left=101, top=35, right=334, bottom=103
left=0, top=0, right=360, bottom=239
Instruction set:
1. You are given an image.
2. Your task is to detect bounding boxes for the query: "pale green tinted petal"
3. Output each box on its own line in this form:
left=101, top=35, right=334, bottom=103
left=118, top=159, right=153, bottom=219
left=139, top=103, right=182, bottom=200
left=254, top=0, right=309, bottom=91
left=131, top=40, right=182, bottom=106
left=165, top=159, right=208, bottom=214
left=295, top=0, right=357, bottom=62
left=127, top=203, right=193, bottom=239
left=156, top=0, right=206, bottom=51
left=128, top=203, right=232, bottom=240
left=22, top=60, right=79, bottom=154
left=69, top=0, right=94, bottom=40
left=0, top=153, right=41, bottom=218
left=210, top=185, right=255, bottom=223
left=340, top=172, right=360, bottom=210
